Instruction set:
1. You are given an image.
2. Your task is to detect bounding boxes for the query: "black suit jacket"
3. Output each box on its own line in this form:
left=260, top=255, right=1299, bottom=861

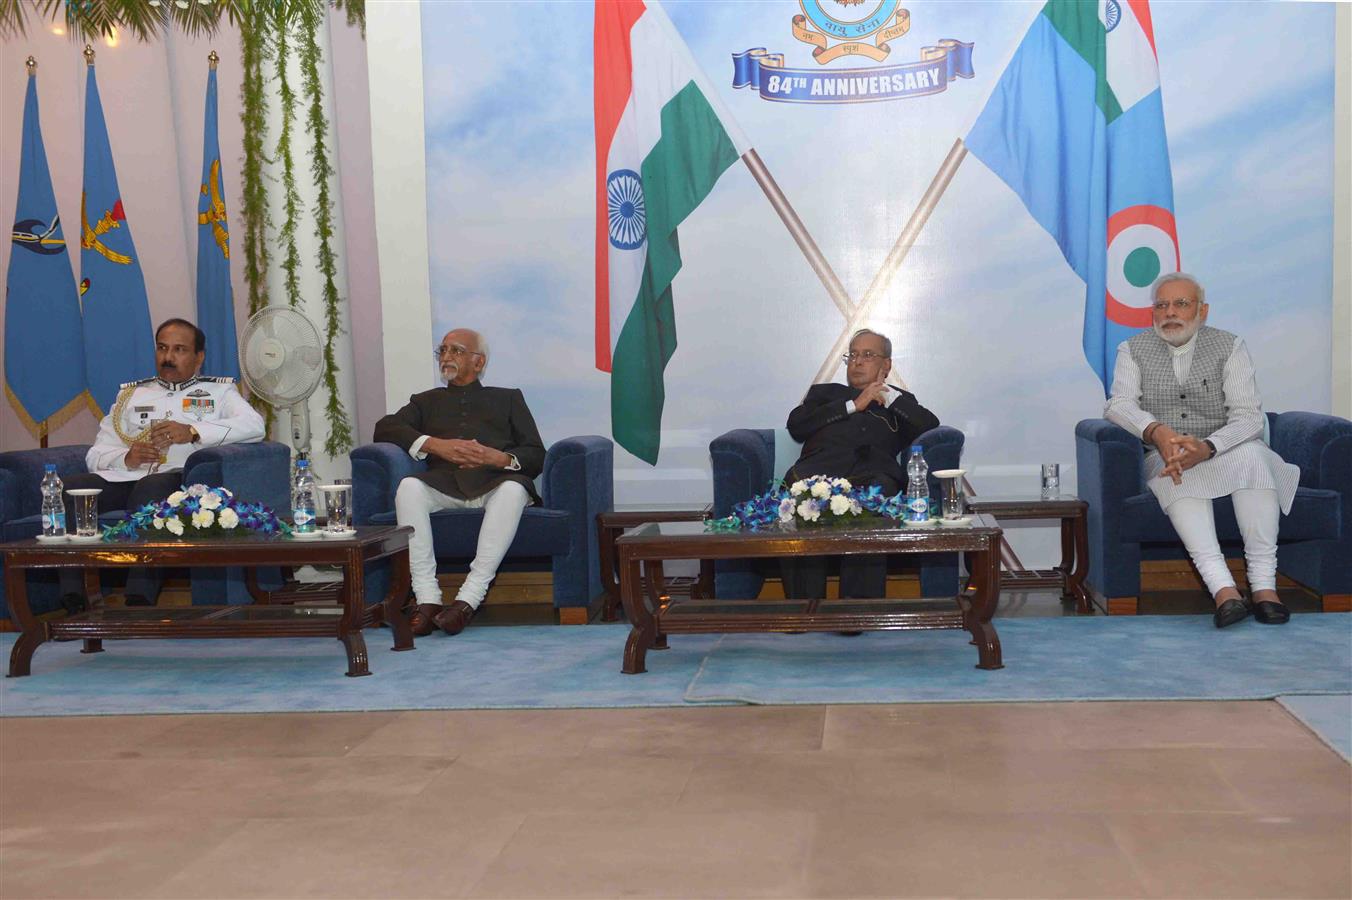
left=784, top=382, right=940, bottom=488
left=372, top=380, right=546, bottom=503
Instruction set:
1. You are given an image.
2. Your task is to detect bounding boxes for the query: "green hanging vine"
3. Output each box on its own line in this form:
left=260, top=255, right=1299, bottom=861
left=299, top=6, right=354, bottom=456
left=271, top=7, right=304, bottom=310
left=238, top=8, right=274, bottom=431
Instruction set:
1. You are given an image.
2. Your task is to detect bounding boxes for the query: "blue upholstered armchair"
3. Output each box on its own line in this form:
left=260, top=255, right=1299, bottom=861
left=709, top=425, right=966, bottom=598
left=1076, top=412, right=1351, bottom=614
left=0, top=441, right=292, bottom=623
left=350, top=435, right=613, bottom=622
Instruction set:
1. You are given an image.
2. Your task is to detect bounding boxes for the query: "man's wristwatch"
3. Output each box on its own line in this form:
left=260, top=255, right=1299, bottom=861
left=189, top=425, right=201, bottom=444
left=1202, top=439, right=1216, bottom=459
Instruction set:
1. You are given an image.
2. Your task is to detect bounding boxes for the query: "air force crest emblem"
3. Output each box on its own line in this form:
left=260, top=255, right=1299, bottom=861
left=793, top=0, right=912, bottom=64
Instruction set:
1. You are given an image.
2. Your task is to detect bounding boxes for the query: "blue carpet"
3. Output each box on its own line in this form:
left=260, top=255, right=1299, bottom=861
left=1277, top=694, right=1352, bottom=761
left=1, top=615, right=1348, bottom=718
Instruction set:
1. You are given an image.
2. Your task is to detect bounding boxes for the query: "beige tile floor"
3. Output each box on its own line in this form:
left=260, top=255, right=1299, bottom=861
left=1, top=700, right=1348, bottom=899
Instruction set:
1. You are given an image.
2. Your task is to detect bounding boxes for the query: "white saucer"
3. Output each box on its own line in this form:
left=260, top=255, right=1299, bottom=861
left=937, top=516, right=973, bottom=526
left=35, top=533, right=68, bottom=543
left=321, top=528, right=357, bottom=538
left=289, top=530, right=324, bottom=540
left=67, top=533, right=104, bottom=543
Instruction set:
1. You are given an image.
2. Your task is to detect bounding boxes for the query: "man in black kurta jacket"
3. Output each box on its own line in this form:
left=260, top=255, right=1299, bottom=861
left=782, top=328, right=940, bottom=601
left=373, top=328, right=545, bottom=636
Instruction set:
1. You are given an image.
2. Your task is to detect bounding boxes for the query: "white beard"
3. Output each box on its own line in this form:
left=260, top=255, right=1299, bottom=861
left=1154, top=318, right=1201, bottom=347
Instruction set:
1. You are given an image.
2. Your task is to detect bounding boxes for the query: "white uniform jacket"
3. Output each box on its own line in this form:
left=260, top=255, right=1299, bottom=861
left=86, top=376, right=267, bottom=482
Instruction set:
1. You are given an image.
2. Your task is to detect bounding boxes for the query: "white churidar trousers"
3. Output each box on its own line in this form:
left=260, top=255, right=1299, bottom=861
left=395, top=478, right=531, bottom=609
left=1163, top=489, right=1281, bottom=596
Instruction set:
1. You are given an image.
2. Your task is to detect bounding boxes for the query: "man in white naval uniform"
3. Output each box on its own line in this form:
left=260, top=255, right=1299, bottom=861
left=1105, top=273, right=1299, bottom=629
left=61, top=318, right=265, bottom=606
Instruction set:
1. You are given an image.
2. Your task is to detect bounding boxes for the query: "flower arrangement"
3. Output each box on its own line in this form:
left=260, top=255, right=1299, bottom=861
left=102, top=484, right=292, bottom=541
left=727, top=475, right=915, bottom=531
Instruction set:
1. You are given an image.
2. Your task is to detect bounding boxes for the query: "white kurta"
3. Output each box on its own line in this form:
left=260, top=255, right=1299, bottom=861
left=1104, top=335, right=1300, bottom=513
left=87, top=377, right=267, bottom=482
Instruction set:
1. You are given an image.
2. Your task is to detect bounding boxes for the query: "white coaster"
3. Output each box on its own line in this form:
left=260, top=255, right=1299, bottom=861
left=35, top=534, right=69, bottom=543
left=67, top=534, right=103, bottom=543
left=289, top=530, right=324, bottom=541
left=321, top=528, right=357, bottom=538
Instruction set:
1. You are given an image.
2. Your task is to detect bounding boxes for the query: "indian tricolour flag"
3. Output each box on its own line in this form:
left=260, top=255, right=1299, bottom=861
left=594, top=0, right=751, bottom=464
left=965, top=0, right=1177, bottom=390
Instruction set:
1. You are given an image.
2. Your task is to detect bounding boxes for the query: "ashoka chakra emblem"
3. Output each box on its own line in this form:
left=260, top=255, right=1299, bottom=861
left=607, top=169, right=646, bottom=250
left=1104, top=0, right=1122, bottom=32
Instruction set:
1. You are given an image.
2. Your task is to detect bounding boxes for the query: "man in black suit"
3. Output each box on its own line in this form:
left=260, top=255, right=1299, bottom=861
left=373, top=328, right=546, bottom=636
left=782, top=328, right=940, bottom=600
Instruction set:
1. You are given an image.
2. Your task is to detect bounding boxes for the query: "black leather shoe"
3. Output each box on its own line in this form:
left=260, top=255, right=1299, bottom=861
left=1213, top=597, right=1251, bottom=629
left=1252, top=600, right=1291, bottom=625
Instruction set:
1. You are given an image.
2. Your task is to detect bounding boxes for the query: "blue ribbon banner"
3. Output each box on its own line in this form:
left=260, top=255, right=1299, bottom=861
left=731, top=40, right=973, bottom=104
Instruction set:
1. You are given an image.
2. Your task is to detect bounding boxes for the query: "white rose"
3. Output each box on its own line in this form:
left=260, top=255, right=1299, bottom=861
left=778, top=498, right=796, bottom=523
left=796, top=499, right=820, bottom=522
left=789, top=480, right=807, bottom=497
left=186, top=484, right=208, bottom=497
left=218, top=508, right=239, bottom=530
left=166, top=491, right=187, bottom=508
left=200, top=492, right=222, bottom=510
left=829, top=494, right=851, bottom=516
left=810, top=481, right=830, bottom=499
left=193, top=509, right=215, bottom=529
left=850, top=499, right=862, bottom=515
left=165, top=517, right=185, bottom=536
left=152, top=516, right=166, bottom=530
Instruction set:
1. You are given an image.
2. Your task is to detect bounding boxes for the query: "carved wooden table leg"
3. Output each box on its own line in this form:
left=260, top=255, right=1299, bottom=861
left=965, top=539, right=1004, bottom=670
left=78, top=568, right=104, bottom=654
left=339, top=547, right=371, bottom=677
left=385, top=547, right=415, bottom=652
left=694, top=559, right=714, bottom=599
left=621, top=554, right=654, bottom=674
left=598, top=519, right=621, bottom=622
left=1068, top=513, right=1091, bottom=614
left=6, top=559, right=44, bottom=677
left=646, top=561, right=668, bottom=650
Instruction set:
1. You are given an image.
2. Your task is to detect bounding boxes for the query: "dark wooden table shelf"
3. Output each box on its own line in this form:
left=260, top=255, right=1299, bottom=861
left=963, top=494, right=1091, bottom=613
left=597, top=507, right=713, bottom=621
left=3, top=525, right=414, bottom=678
left=616, top=517, right=1005, bottom=674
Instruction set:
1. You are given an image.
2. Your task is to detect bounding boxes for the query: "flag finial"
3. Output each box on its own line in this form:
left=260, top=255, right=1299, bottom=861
left=208, top=50, right=219, bottom=70
left=25, top=56, right=36, bottom=73
left=83, top=44, right=95, bottom=65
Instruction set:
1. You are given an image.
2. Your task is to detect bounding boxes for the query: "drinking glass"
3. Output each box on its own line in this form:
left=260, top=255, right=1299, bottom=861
left=932, top=469, right=966, bottom=520
left=1041, top=463, right=1061, bottom=499
left=67, top=488, right=102, bottom=537
left=320, top=484, right=353, bottom=533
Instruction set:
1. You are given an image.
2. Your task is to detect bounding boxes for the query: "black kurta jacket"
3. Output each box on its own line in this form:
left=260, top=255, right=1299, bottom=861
left=373, top=380, right=546, bottom=503
left=784, top=382, right=940, bottom=488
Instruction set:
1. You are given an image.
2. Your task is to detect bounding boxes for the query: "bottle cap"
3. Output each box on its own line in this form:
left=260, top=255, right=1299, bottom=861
left=297, top=459, right=308, bottom=467
left=911, top=445, right=923, bottom=452
left=44, top=463, right=56, bottom=472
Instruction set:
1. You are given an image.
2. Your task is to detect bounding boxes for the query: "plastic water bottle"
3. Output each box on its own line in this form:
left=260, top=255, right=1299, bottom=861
left=291, top=458, right=317, bottom=533
left=905, top=445, right=930, bottom=523
left=40, top=464, right=67, bottom=537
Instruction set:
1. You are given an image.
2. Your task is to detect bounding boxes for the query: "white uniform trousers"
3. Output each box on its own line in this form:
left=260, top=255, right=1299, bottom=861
left=1163, top=489, right=1281, bottom=596
left=395, top=478, right=531, bottom=609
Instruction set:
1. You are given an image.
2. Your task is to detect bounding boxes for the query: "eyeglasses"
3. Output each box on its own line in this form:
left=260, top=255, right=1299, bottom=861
left=433, top=343, right=483, bottom=361
left=842, top=350, right=888, bottom=363
left=1152, top=298, right=1196, bottom=312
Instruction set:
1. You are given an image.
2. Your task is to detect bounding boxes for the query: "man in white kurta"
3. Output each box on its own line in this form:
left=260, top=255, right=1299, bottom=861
left=1105, top=273, right=1299, bottom=628
left=61, top=319, right=265, bottom=606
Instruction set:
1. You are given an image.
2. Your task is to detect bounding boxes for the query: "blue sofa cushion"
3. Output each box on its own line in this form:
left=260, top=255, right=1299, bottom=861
left=368, top=506, right=571, bottom=558
left=1120, top=487, right=1341, bottom=544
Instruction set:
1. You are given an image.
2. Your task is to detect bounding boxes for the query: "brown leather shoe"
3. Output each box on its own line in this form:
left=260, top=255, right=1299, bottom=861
left=433, top=600, right=476, bottom=635
left=409, top=603, right=443, bottom=638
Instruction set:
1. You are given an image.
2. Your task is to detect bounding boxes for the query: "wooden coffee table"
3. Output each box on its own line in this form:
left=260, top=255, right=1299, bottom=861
left=597, top=507, right=713, bottom=621
left=616, top=515, right=1004, bottom=674
left=3, top=525, right=414, bottom=678
left=963, top=495, right=1091, bottom=613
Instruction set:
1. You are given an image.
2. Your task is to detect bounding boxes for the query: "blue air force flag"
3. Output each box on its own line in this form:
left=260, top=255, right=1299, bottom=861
left=5, top=70, right=88, bottom=438
left=80, top=62, right=156, bottom=414
left=195, top=66, right=239, bottom=380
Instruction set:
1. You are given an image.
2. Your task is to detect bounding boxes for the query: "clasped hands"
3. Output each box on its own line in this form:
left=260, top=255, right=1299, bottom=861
left=1148, top=423, right=1210, bottom=485
left=854, top=380, right=893, bottom=411
left=424, top=437, right=512, bottom=469
left=123, top=420, right=196, bottom=468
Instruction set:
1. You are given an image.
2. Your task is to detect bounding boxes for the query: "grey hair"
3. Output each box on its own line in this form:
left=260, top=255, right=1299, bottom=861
left=463, top=329, right=489, bottom=374
left=1151, top=271, right=1206, bottom=305
left=851, top=328, right=892, bottom=358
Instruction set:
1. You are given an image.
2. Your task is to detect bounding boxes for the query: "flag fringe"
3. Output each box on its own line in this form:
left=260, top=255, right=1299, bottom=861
left=4, top=384, right=92, bottom=444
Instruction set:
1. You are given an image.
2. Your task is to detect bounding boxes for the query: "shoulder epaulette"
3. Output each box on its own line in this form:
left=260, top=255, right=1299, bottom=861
left=119, top=377, right=155, bottom=389
left=199, top=376, right=236, bottom=384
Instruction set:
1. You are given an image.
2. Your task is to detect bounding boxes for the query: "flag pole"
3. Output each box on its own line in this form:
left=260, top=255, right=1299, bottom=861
left=208, top=49, right=218, bottom=70
left=740, top=149, right=856, bottom=320
left=811, top=137, right=969, bottom=384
